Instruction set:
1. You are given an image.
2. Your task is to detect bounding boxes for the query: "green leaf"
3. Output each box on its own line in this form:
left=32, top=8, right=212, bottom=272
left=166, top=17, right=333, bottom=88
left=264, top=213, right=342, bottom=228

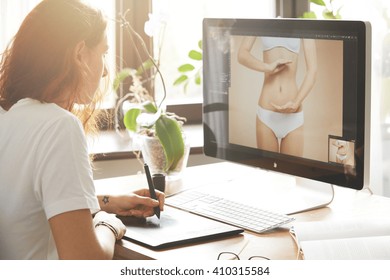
left=183, top=80, right=189, bottom=94
left=142, top=101, right=158, bottom=113
left=136, top=58, right=155, bottom=75
left=198, top=40, right=202, bottom=50
left=173, top=75, right=188, bottom=86
left=123, top=108, right=142, bottom=132
left=195, top=73, right=201, bottom=85
left=155, top=115, right=185, bottom=171
left=113, top=68, right=132, bottom=91
left=188, top=50, right=202, bottom=61
left=311, top=0, right=326, bottom=6
left=178, top=64, right=195, bottom=72
left=301, top=11, right=317, bottom=18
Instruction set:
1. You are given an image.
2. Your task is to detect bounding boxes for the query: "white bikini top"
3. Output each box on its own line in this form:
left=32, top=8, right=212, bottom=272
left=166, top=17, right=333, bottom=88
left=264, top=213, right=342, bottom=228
left=261, top=37, right=300, bottom=53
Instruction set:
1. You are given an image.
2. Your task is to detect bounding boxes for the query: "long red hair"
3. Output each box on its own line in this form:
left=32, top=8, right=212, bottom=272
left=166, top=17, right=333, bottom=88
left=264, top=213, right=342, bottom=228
left=0, top=0, right=108, bottom=134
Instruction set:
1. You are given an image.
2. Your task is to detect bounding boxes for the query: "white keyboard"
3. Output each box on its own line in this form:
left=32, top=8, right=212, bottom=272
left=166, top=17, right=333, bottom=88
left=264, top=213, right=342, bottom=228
left=166, top=190, right=295, bottom=233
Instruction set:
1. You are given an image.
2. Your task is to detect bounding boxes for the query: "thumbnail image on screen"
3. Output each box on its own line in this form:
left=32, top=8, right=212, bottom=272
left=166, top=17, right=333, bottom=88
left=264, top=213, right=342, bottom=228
left=328, top=136, right=356, bottom=166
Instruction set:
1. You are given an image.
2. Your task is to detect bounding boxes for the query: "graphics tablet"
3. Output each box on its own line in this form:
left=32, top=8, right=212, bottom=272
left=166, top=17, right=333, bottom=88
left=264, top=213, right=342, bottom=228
left=118, top=206, right=243, bottom=249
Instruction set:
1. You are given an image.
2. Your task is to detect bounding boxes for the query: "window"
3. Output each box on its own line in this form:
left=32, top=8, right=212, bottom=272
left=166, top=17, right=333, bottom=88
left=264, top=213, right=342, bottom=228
left=151, top=0, right=275, bottom=106
left=116, top=0, right=276, bottom=124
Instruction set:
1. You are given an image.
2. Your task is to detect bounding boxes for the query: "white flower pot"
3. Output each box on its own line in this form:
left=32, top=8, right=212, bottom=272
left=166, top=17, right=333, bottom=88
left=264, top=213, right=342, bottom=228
left=140, top=134, right=190, bottom=179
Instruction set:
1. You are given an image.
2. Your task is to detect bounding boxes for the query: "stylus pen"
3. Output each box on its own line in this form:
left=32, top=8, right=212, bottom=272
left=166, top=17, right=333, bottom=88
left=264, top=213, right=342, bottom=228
left=144, top=163, right=161, bottom=219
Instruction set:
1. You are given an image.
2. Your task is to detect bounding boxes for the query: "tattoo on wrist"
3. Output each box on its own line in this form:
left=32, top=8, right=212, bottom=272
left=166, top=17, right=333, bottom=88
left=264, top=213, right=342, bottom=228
left=102, top=196, right=109, bottom=205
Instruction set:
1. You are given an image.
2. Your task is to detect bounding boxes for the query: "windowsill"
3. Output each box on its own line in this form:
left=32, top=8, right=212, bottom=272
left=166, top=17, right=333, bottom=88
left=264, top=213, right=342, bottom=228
left=89, top=124, right=204, bottom=161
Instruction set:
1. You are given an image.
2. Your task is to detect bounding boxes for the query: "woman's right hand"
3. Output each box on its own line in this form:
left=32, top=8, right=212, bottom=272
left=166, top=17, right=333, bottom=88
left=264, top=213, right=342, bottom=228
left=267, top=58, right=292, bottom=74
left=93, top=211, right=126, bottom=240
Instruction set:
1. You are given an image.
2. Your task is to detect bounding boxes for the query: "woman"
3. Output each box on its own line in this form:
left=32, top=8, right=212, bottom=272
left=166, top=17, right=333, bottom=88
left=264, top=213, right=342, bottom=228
left=333, top=139, right=350, bottom=164
left=0, top=0, right=164, bottom=260
left=238, top=36, right=317, bottom=156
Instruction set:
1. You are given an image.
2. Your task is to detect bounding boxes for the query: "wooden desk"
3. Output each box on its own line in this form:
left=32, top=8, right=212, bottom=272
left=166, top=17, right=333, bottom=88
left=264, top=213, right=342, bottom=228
left=94, top=162, right=390, bottom=260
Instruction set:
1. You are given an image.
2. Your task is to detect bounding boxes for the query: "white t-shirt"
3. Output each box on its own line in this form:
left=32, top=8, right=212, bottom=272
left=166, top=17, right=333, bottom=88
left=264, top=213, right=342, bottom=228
left=0, top=98, right=100, bottom=259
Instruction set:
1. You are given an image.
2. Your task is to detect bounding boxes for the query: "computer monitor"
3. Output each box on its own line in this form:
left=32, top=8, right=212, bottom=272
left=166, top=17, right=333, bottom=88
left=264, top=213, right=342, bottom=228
left=202, top=18, right=371, bottom=201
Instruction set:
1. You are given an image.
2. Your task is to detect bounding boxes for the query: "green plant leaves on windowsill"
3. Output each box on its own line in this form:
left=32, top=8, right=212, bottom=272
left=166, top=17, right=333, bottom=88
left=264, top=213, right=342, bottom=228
left=123, top=100, right=185, bottom=172
left=173, top=75, right=188, bottom=86
left=123, top=101, right=159, bottom=132
left=173, top=40, right=203, bottom=92
left=188, top=50, right=202, bottom=61
left=178, top=64, right=195, bottom=72
left=155, top=114, right=185, bottom=171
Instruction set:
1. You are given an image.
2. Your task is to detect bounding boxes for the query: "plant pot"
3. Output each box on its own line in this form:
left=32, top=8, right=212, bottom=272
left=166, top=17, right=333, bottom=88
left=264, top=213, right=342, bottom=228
left=140, top=134, right=190, bottom=179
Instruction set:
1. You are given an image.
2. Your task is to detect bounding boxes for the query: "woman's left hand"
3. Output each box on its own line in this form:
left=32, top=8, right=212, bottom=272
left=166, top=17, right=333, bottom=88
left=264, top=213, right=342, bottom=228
left=271, top=101, right=300, bottom=113
left=99, top=189, right=165, bottom=218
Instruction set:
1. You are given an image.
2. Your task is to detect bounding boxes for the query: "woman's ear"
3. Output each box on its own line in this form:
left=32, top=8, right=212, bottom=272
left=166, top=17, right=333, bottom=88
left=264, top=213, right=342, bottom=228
left=74, top=40, right=87, bottom=64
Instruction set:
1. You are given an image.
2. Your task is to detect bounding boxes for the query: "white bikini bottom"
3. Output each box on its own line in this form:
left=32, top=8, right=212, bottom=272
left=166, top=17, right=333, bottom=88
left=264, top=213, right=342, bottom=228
left=257, top=106, right=304, bottom=140
left=336, top=153, right=348, bottom=161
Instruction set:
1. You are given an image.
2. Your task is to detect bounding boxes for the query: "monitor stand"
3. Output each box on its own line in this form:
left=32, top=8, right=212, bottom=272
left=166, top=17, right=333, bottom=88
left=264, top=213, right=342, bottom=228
left=286, top=177, right=335, bottom=214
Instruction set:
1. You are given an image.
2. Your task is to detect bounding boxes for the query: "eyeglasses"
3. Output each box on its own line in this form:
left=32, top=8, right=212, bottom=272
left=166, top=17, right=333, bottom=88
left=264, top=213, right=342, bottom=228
left=217, top=252, right=270, bottom=260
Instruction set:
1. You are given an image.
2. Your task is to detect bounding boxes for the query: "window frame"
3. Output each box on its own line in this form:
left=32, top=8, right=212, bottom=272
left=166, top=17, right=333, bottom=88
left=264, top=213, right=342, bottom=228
left=276, top=0, right=309, bottom=18
left=115, top=0, right=152, bottom=98
left=115, top=0, right=204, bottom=127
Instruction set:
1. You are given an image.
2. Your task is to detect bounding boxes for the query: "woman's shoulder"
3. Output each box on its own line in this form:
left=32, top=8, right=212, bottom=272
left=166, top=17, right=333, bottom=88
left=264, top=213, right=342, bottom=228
left=9, top=98, right=82, bottom=131
left=18, top=98, right=74, bottom=116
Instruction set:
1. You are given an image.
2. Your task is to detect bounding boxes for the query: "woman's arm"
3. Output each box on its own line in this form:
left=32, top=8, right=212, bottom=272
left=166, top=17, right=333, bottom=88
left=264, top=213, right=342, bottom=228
left=98, top=188, right=165, bottom=217
left=237, top=36, right=291, bottom=74
left=294, top=39, right=317, bottom=106
left=49, top=209, right=125, bottom=259
left=272, top=39, right=317, bottom=113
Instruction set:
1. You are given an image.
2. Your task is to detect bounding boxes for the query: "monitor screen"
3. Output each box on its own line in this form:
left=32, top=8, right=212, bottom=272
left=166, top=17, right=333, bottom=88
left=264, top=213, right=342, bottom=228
left=203, top=18, right=371, bottom=190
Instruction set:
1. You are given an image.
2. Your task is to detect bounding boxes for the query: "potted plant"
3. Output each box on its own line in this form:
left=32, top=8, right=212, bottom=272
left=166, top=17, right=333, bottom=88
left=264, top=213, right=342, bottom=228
left=113, top=11, right=189, bottom=176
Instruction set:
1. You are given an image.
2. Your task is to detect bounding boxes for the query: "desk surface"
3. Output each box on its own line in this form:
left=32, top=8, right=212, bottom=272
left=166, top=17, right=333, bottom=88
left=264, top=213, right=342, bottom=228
left=94, top=162, right=390, bottom=260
